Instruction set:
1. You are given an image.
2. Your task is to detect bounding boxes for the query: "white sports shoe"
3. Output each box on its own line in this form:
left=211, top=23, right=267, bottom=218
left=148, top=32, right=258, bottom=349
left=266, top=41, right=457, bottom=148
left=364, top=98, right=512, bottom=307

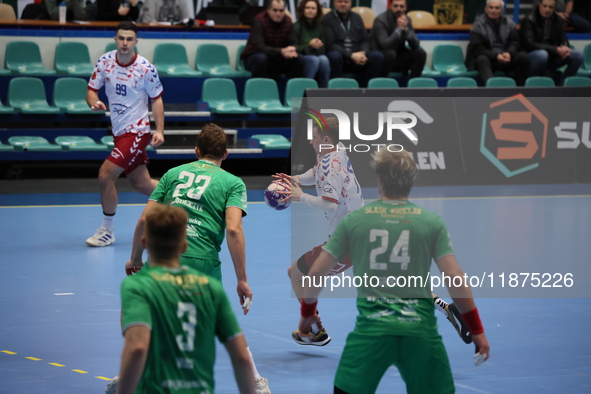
left=104, top=375, right=118, bottom=394
left=255, top=376, right=271, bottom=394
left=86, top=226, right=115, bottom=247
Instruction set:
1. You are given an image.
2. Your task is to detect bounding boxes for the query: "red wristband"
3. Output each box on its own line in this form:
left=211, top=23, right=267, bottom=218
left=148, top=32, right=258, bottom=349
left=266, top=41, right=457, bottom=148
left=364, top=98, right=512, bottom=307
left=300, top=300, right=318, bottom=318
left=461, top=308, right=484, bottom=335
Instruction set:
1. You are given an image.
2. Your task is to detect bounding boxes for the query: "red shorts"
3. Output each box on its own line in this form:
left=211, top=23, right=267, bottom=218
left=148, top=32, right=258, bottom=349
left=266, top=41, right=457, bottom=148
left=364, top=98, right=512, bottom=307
left=107, top=132, right=151, bottom=175
left=297, top=242, right=353, bottom=276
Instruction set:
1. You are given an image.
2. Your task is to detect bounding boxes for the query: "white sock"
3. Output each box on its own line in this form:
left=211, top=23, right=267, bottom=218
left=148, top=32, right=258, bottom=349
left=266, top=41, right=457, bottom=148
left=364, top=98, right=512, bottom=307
left=246, top=347, right=261, bottom=380
left=102, top=213, right=115, bottom=230
left=311, top=323, right=320, bottom=335
left=434, top=297, right=449, bottom=318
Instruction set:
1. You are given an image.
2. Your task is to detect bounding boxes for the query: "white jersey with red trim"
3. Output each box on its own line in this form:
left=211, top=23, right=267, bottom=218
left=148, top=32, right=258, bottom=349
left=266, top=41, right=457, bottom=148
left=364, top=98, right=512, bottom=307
left=313, top=143, right=364, bottom=235
left=88, top=51, right=163, bottom=136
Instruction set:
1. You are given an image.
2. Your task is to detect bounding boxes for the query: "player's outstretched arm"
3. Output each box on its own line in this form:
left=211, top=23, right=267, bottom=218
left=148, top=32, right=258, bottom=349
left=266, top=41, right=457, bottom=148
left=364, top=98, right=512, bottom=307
left=224, top=335, right=256, bottom=394
left=226, top=206, right=253, bottom=314
left=150, top=97, right=165, bottom=147
left=117, top=325, right=150, bottom=394
left=125, top=200, right=158, bottom=275
left=436, top=254, right=490, bottom=364
left=86, top=89, right=107, bottom=112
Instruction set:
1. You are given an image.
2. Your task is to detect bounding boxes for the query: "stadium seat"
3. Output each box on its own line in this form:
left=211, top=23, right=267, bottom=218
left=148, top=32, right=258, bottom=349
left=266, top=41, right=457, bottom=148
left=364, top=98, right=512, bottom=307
left=0, top=99, right=15, bottom=114
left=407, top=10, right=436, bottom=27
left=525, top=76, right=555, bottom=87
left=54, top=42, right=94, bottom=76
left=351, top=6, right=376, bottom=28
left=446, top=77, right=477, bottom=88
left=53, top=77, right=100, bottom=114
left=100, top=136, right=115, bottom=149
left=432, top=44, right=478, bottom=77
left=407, top=77, right=438, bottom=88
left=8, top=77, right=61, bottom=114
left=196, top=44, right=244, bottom=77
left=563, top=76, right=591, bottom=87
left=244, top=78, right=291, bottom=114
left=422, top=64, right=441, bottom=77
left=0, top=141, right=15, bottom=151
left=105, top=42, right=138, bottom=54
left=55, top=136, right=108, bottom=151
left=328, top=78, right=359, bottom=88
left=368, top=78, right=399, bottom=88
left=235, top=44, right=251, bottom=77
left=247, top=134, right=291, bottom=149
left=284, top=78, right=318, bottom=109
left=152, top=43, right=202, bottom=77
left=485, top=77, right=517, bottom=87
left=0, top=68, right=10, bottom=75
left=202, top=78, right=252, bottom=114
left=8, top=136, right=63, bottom=151
left=387, top=71, right=404, bottom=77
left=0, top=3, right=16, bottom=20
left=4, top=41, right=56, bottom=75
left=577, top=45, right=591, bottom=76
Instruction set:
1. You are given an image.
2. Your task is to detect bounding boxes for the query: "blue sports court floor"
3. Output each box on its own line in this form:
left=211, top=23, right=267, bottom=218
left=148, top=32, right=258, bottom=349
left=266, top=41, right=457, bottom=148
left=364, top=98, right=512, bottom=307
left=1, top=181, right=590, bottom=393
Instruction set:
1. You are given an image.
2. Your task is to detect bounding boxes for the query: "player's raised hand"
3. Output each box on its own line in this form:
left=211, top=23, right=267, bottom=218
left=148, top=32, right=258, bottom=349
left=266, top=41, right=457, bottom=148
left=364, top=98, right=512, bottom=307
left=125, top=260, right=143, bottom=276
left=272, top=173, right=300, bottom=185
left=472, top=333, right=490, bottom=366
left=277, top=181, right=303, bottom=202
left=237, top=280, right=253, bottom=315
left=91, top=100, right=107, bottom=112
left=151, top=130, right=165, bottom=147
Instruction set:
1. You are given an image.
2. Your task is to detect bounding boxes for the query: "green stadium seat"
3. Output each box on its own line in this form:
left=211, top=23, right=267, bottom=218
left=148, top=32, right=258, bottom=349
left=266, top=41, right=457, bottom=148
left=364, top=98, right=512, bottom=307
left=196, top=44, right=244, bottom=77
left=0, top=68, right=10, bottom=75
left=53, top=78, right=100, bottom=114
left=0, top=99, right=15, bottom=114
left=284, top=78, right=318, bottom=109
left=368, top=78, right=399, bottom=88
left=5, top=41, right=56, bottom=75
left=432, top=44, right=478, bottom=77
left=235, top=44, right=251, bottom=77
left=8, top=77, right=61, bottom=114
left=563, top=76, right=591, bottom=87
left=247, top=134, right=291, bottom=149
left=55, top=136, right=108, bottom=151
left=328, top=78, right=359, bottom=88
left=407, top=77, right=438, bottom=88
left=8, top=136, right=63, bottom=151
left=0, top=141, right=15, bottom=151
left=422, top=64, right=441, bottom=77
left=54, top=42, right=94, bottom=76
left=101, top=136, right=115, bottom=149
left=153, top=43, right=202, bottom=77
left=485, top=77, right=517, bottom=87
left=525, top=76, right=555, bottom=87
left=387, top=71, right=404, bottom=77
left=446, top=77, right=477, bottom=88
left=576, top=44, right=591, bottom=76
left=105, top=42, right=138, bottom=54
left=202, top=78, right=253, bottom=114
left=244, top=78, right=291, bottom=114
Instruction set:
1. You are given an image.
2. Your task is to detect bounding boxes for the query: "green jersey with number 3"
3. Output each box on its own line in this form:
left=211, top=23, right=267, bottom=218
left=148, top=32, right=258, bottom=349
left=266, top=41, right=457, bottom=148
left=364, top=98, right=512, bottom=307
left=121, top=265, right=242, bottom=394
left=323, top=200, right=455, bottom=337
left=150, top=160, right=248, bottom=261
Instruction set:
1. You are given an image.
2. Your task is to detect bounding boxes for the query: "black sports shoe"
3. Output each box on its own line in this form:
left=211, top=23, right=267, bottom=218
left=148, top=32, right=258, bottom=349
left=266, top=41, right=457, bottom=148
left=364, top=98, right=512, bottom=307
left=292, top=329, right=331, bottom=346
left=446, top=302, right=473, bottom=344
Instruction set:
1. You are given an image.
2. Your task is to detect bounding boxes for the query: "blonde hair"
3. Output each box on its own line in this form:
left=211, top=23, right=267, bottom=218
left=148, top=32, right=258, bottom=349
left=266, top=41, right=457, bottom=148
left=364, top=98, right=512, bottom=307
left=371, top=149, right=417, bottom=198
left=145, top=204, right=188, bottom=261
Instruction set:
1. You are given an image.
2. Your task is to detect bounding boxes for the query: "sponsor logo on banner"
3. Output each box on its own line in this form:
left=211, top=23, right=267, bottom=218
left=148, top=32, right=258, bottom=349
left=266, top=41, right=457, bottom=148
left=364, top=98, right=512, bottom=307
left=480, top=94, right=548, bottom=177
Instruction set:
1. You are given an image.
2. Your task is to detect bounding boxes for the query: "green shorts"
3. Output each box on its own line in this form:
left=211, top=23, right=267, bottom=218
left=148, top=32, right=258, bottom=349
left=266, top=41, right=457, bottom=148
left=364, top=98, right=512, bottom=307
left=142, top=257, right=222, bottom=282
left=334, top=331, right=454, bottom=394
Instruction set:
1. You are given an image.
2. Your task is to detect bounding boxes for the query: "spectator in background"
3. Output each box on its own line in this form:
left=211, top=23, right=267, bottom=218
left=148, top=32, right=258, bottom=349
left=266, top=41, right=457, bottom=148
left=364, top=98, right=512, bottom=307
left=42, top=0, right=86, bottom=20
left=371, top=0, right=426, bottom=80
left=466, top=0, right=530, bottom=86
left=563, top=0, right=591, bottom=33
left=96, top=0, right=141, bottom=21
left=293, top=0, right=330, bottom=87
left=241, top=0, right=317, bottom=80
left=322, top=0, right=383, bottom=87
left=137, top=0, right=194, bottom=23
left=521, top=0, right=582, bottom=85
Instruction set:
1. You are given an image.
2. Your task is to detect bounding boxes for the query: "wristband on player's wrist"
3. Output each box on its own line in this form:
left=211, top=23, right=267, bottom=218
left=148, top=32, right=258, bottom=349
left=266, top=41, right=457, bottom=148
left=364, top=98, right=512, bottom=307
left=300, top=299, right=318, bottom=318
left=461, top=307, right=484, bottom=335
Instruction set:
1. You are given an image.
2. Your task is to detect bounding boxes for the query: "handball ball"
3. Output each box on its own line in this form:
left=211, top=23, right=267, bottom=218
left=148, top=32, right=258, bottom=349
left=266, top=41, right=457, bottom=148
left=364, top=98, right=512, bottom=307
left=264, top=182, right=291, bottom=211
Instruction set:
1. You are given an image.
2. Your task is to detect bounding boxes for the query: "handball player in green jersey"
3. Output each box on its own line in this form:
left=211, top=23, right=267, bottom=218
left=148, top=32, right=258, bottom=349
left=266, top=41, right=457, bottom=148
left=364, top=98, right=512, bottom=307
left=298, top=149, right=490, bottom=394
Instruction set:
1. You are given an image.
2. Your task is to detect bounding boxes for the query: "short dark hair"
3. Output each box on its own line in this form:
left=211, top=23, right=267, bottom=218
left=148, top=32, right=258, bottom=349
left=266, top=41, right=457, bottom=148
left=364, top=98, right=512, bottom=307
left=196, top=123, right=228, bottom=160
left=116, top=21, right=138, bottom=35
left=316, top=116, right=340, bottom=144
left=145, top=204, right=187, bottom=261
left=296, top=0, right=323, bottom=23
left=267, top=0, right=286, bottom=9
left=371, top=149, right=417, bottom=198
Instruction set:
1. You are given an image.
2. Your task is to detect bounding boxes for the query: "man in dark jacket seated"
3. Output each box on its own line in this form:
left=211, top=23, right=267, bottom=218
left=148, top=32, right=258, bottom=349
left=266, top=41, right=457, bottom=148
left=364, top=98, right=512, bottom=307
left=466, top=0, right=530, bottom=86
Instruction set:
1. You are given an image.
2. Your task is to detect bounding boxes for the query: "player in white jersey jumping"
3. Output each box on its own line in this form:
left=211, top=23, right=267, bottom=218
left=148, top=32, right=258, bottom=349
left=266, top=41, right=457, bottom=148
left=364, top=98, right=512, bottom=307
left=276, top=116, right=473, bottom=346
left=85, top=21, right=165, bottom=247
